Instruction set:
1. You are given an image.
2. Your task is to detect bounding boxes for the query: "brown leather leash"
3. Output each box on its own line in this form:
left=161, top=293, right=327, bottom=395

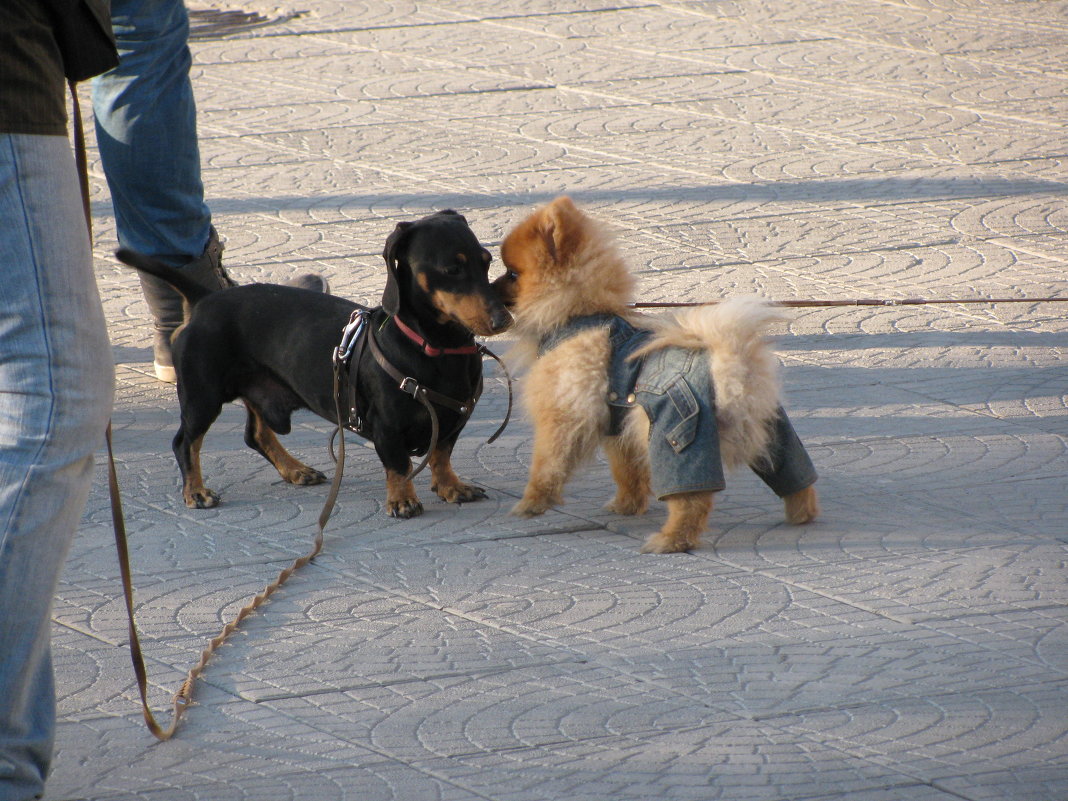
left=72, top=82, right=350, bottom=741
left=102, top=367, right=349, bottom=740
left=632, top=296, right=1068, bottom=309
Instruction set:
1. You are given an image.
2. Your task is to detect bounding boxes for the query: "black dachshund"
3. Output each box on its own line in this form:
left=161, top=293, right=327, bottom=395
left=117, top=210, right=511, bottom=518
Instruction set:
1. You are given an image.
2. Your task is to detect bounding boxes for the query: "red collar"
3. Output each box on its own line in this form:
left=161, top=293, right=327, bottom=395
left=393, top=315, right=479, bottom=357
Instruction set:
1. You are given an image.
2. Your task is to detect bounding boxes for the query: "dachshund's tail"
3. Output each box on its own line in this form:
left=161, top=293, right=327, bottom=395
left=115, top=248, right=219, bottom=307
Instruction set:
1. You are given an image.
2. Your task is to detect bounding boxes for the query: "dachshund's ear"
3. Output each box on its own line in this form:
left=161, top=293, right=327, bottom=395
left=381, top=220, right=414, bottom=315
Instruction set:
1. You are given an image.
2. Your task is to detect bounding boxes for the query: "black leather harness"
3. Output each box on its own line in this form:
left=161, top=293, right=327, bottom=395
left=332, top=307, right=511, bottom=479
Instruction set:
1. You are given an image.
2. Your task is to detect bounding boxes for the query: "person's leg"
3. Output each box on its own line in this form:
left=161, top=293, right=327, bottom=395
left=0, top=134, right=114, bottom=801
left=92, top=0, right=210, bottom=262
left=91, top=0, right=233, bottom=381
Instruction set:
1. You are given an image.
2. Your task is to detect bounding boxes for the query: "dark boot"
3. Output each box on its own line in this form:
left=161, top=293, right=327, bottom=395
left=140, top=227, right=235, bottom=382
left=139, top=272, right=185, bottom=382
left=182, top=227, right=235, bottom=292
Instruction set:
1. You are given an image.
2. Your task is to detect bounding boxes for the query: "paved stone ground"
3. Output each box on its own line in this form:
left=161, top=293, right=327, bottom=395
left=49, top=1, right=1067, bottom=799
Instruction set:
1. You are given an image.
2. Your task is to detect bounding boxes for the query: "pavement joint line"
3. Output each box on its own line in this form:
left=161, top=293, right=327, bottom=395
left=714, top=568, right=920, bottom=625
left=989, top=238, right=1068, bottom=265
left=246, top=659, right=592, bottom=703
left=914, top=603, right=1068, bottom=622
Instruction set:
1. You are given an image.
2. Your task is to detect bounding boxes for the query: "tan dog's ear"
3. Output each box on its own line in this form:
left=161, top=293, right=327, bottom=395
left=538, top=195, right=584, bottom=268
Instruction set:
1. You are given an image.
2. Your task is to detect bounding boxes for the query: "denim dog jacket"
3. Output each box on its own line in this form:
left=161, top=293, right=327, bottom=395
left=540, top=314, right=817, bottom=500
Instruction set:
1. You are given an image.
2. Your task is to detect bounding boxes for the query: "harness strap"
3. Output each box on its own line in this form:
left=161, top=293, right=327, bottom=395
left=365, top=326, right=477, bottom=479
left=339, top=309, right=372, bottom=437
left=333, top=311, right=513, bottom=471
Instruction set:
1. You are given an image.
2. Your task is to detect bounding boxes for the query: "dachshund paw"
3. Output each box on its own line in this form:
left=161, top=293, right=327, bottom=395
left=287, top=466, right=327, bottom=486
left=184, top=487, right=220, bottom=509
left=433, top=481, right=487, bottom=504
left=387, top=497, right=424, bottom=519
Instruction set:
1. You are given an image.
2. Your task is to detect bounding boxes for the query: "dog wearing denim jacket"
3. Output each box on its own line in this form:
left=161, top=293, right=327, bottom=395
left=492, top=196, right=819, bottom=553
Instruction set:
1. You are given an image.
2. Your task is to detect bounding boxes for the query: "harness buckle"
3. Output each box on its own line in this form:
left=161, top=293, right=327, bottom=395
left=399, top=376, right=420, bottom=396
left=336, top=308, right=369, bottom=364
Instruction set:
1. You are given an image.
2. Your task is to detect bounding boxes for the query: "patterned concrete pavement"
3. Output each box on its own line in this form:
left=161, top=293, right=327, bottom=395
left=50, top=1, right=1067, bottom=799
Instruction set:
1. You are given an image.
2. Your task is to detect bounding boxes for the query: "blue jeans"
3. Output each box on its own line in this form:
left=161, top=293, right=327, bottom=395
left=632, top=345, right=818, bottom=500
left=0, top=135, right=114, bottom=801
left=92, top=0, right=211, bottom=265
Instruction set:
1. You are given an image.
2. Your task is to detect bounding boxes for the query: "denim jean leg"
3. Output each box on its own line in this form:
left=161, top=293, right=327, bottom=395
left=0, top=134, right=114, bottom=801
left=750, top=407, right=818, bottom=497
left=91, top=0, right=211, bottom=264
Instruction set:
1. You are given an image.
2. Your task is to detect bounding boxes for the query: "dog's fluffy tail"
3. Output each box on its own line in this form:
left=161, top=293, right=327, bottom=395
left=115, top=248, right=217, bottom=306
left=632, top=297, right=786, bottom=469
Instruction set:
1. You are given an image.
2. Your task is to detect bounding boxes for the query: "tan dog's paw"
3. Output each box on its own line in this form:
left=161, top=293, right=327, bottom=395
left=433, top=480, right=487, bottom=504
left=639, top=531, right=695, bottom=554
left=784, top=486, right=819, bottom=524
left=511, top=496, right=554, bottom=517
left=184, top=487, right=220, bottom=509
left=604, top=494, right=647, bottom=516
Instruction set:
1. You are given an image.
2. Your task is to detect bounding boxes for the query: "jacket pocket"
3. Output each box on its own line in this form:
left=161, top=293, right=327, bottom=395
left=663, top=376, right=699, bottom=454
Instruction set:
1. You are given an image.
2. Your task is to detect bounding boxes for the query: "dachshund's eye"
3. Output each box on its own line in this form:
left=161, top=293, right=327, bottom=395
left=507, top=270, right=519, bottom=281
left=443, top=254, right=466, bottom=276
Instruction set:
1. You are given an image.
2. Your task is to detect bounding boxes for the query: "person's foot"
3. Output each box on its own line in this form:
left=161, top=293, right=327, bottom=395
left=153, top=338, right=178, bottom=383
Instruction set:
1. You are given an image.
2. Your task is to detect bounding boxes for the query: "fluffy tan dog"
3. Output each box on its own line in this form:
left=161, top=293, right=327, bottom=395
left=495, top=196, right=819, bottom=553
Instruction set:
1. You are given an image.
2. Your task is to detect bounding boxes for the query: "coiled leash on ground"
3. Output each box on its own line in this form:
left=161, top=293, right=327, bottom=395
left=104, top=356, right=354, bottom=736
left=106, top=416, right=342, bottom=739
